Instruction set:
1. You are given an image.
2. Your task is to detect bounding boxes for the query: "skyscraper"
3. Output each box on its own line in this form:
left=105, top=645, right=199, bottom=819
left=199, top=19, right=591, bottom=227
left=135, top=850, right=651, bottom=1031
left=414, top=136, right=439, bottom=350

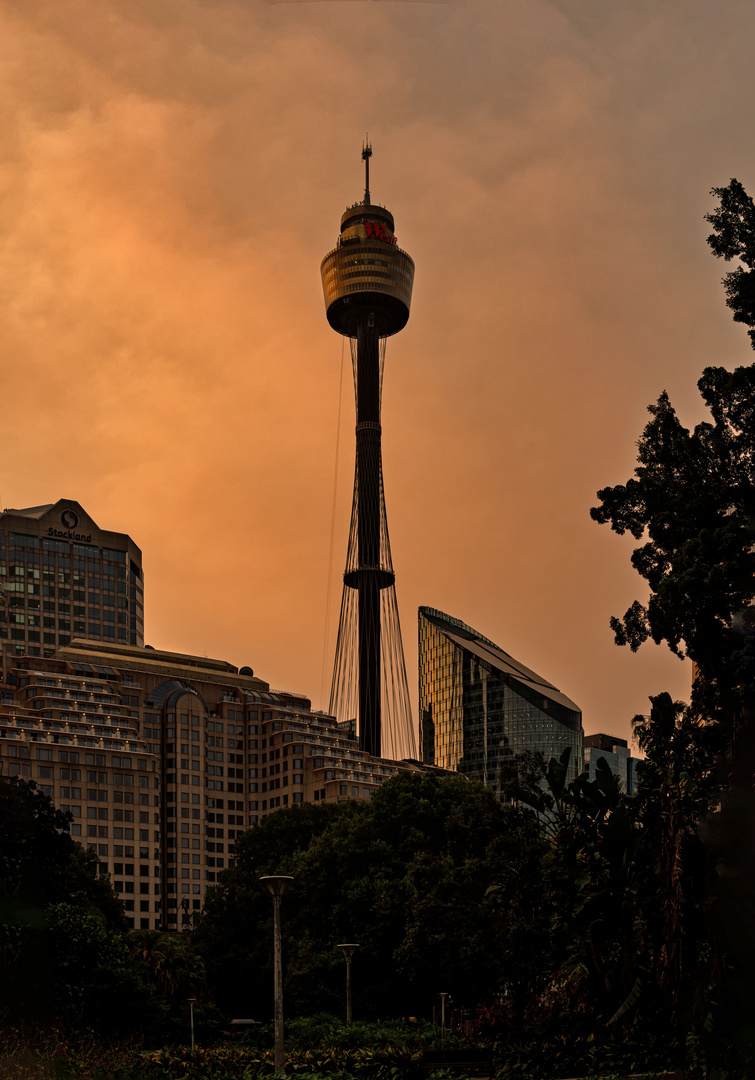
left=0, top=500, right=144, bottom=679
left=418, top=607, right=583, bottom=793
left=321, top=145, right=415, bottom=760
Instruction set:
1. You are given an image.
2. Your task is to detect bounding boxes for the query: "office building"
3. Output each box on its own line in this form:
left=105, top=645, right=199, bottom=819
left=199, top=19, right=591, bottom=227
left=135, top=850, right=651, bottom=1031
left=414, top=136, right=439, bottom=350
left=418, top=607, right=583, bottom=794
left=0, top=500, right=144, bottom=682
left=0, top=637, right=432, bottom=931
left=583, top=733, right=638, bottom=795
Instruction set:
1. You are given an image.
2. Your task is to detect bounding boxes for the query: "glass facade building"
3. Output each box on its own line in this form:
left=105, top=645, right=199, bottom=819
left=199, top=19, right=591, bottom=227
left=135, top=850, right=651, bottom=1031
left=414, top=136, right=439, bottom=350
left=418, top=607, right=583, bottom=793
left=583, top=733, right=637, bottom=796
left=0, top=500, right=144, bottom=682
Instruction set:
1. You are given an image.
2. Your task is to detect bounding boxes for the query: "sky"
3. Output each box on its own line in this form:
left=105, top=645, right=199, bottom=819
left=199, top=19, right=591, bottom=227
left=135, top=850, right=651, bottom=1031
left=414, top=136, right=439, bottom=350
left=2, top=0, right=755, bottom=754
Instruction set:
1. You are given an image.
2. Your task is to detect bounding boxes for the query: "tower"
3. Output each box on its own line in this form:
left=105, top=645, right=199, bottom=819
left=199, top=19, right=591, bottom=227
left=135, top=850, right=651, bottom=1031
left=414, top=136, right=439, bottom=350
left=321, top=144, right=415, bottom=759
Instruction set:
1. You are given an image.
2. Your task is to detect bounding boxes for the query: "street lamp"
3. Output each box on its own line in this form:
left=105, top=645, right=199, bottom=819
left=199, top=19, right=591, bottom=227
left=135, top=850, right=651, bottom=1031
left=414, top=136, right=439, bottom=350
left=439, top=993, right=450, bottom=1046
left=188, top=997, right=197, bottom=1049
left=260, top=875, right=294, bottom=1076
left=336, top=943, right=359, bottom=1023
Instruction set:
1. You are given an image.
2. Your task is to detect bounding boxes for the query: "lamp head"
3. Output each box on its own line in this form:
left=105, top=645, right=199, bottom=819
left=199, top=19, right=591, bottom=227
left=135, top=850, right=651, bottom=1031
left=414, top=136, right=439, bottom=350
left=337, top=942, right=360, bottom=960
left=260, top=874, right=294, bottom=899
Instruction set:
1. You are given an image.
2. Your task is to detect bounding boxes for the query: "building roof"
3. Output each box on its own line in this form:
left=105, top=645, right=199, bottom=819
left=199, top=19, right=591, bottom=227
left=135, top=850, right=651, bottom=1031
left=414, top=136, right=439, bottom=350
left=58, top=639, right=271, bottom=692
left=584, top=733, right=628, bottom=751
left=0, top=503, right=55, bottom=519
left=419, top=606, right=581, bottom=715
left=0, top=500, right=142, bottom=558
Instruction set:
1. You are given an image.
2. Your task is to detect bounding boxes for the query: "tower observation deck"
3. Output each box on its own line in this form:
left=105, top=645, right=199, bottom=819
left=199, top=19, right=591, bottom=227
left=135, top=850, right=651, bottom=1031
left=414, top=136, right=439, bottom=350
left=321, top=144, right=415, bottom=760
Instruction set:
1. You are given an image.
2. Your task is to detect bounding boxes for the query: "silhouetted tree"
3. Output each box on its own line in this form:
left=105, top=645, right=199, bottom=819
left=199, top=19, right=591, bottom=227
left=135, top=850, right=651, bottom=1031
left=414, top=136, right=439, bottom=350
left=706, top=178, right=755, bottom=349
left=588, top=181, right=755, bottom=1075
left=192, top=774, right=509, bottom=1020
left=0, top=778, right=158, bottom=1030
left=129, top=929, right=205, bottom=1001
left=0, top=776, right=124, bottom=928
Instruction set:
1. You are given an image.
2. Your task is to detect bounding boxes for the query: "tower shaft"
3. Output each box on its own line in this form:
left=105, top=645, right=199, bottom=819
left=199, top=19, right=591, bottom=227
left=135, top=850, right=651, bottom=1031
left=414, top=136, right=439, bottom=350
left=355, top=321, right=382, bottom=756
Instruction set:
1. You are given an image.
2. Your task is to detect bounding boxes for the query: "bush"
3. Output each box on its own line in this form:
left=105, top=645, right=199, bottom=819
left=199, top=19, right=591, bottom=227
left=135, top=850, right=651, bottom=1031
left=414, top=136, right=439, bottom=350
left=240, top=1014, right=474, bottom=1053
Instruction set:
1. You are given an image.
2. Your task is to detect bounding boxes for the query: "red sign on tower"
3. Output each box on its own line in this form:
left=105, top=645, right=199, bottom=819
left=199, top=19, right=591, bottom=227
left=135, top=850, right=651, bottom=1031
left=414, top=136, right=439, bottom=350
left=365, top=221, right=398, bottom=246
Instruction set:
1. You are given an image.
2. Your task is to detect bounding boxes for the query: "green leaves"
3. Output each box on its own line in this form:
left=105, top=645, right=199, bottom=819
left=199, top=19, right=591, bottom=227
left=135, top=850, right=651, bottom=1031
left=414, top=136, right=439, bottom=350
left=0, top=777, right=125, bottom=930
left=194, top=774, right=511, bottom=1019
left=591, top=359, right=755, bottom=732
left=706, top=179, right=755, bottom=349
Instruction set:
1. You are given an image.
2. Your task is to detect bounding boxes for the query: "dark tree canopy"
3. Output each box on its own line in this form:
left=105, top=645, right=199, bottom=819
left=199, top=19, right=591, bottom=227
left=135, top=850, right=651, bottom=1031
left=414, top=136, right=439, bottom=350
left=192, top=773, right=533, bottom=1020
left=706, top=178, right=755, bottom=349
left=590, top=368, right=755, bottom=730
left=0, top=776, right=125, bottom=929
left=591, top=180, right=755, bottom=731
left=0, top=778, right=161, bottom=1030
left=586, top=182, right=755, bottom=1072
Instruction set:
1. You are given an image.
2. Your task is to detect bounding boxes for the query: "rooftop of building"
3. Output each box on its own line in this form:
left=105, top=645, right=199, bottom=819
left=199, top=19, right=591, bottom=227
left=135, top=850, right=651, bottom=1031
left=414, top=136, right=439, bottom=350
left=584, top=733, right=629, bottom=751
left=55, top=639, right=273, bottom=693
left=419, top=605, right=581, bottom=717
left=0, top=500, right=142, bottom=556
left=1, top=503, right=56, bottom=518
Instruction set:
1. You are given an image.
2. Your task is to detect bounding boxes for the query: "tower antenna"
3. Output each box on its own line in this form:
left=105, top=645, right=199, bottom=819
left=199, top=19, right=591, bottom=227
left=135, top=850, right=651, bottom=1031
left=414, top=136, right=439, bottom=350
left=362, top=137, right=372, bottom=204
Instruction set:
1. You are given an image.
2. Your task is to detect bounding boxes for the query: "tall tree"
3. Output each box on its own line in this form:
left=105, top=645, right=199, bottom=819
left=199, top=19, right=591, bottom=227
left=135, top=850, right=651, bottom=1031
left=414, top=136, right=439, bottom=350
left=589, top=181, right=755, bottom=1072
left=192, top=773, right=510, bottom=1019
left=590, top=180, right=755, bottom=750
left=706, top=178, right=755, bottom=349
left=0, top=779, right=157, bottom=1029
left=0, top=776, right=124, bottom=929
left=589, top=364, right=755, bottom=741
left=630, top=694, right=720, bottom=1036
left=129, top=930, right=205, bottom=1001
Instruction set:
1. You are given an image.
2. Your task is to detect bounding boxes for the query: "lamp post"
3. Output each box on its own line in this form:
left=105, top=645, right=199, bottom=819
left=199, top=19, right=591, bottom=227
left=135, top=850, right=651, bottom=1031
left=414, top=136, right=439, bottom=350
left=188, top=997, right=197, bottom=1049
left=439, top=993, right=450, bottom=1046
left=336, top=943, right=359, bottom=1022
left=260, top=875, right=294, bottom=1076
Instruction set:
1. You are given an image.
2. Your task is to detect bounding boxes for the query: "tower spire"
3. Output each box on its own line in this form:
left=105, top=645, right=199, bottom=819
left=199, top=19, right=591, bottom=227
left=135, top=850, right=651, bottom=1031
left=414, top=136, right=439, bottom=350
left=362, top=137, right=372, bottom=204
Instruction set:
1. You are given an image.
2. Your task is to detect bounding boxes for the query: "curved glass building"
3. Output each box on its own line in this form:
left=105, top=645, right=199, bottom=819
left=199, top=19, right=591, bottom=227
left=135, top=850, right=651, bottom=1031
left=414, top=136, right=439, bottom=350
left=418, top=607, right=583, bottom=793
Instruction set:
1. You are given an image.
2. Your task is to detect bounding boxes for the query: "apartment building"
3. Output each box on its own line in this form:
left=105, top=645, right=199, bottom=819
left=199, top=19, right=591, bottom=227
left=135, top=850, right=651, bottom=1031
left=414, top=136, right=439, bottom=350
left=0, top=638, right=429, bottom=931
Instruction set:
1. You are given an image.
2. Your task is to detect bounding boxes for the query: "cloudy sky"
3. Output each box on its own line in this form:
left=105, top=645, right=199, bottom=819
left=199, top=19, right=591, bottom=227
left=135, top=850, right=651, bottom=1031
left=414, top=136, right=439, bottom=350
left=3, top=0, right=754, bottom=750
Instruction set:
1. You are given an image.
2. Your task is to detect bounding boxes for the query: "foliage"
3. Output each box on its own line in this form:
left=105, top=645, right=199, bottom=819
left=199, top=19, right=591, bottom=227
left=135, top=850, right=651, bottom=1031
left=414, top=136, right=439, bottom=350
left=0, top=1026, right=147, bottom=1080
left=128, top=930, right=205, bottom=1002
left=139, top=1044, right=427, bottom=1080
left=190, top=755, right=739, bottom=1072
left=241, top=1014, right=471, bottom=1051
left=0, top=902, right=161, bottom=1033
left=192, top=773, right=510, bottom=1020
left=589, top=369, right=755, bottom=736
left=584, top=180, right=755, bottom=1077
left=0, top=1025, right=686, bottom=1080
left=706, top=177, right=755, bottom=349
left=0, top=779, right=161, bottom=1033
left=591, top=178, right=755, bottom=747
left=0, top=776, right=125, bottom=930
